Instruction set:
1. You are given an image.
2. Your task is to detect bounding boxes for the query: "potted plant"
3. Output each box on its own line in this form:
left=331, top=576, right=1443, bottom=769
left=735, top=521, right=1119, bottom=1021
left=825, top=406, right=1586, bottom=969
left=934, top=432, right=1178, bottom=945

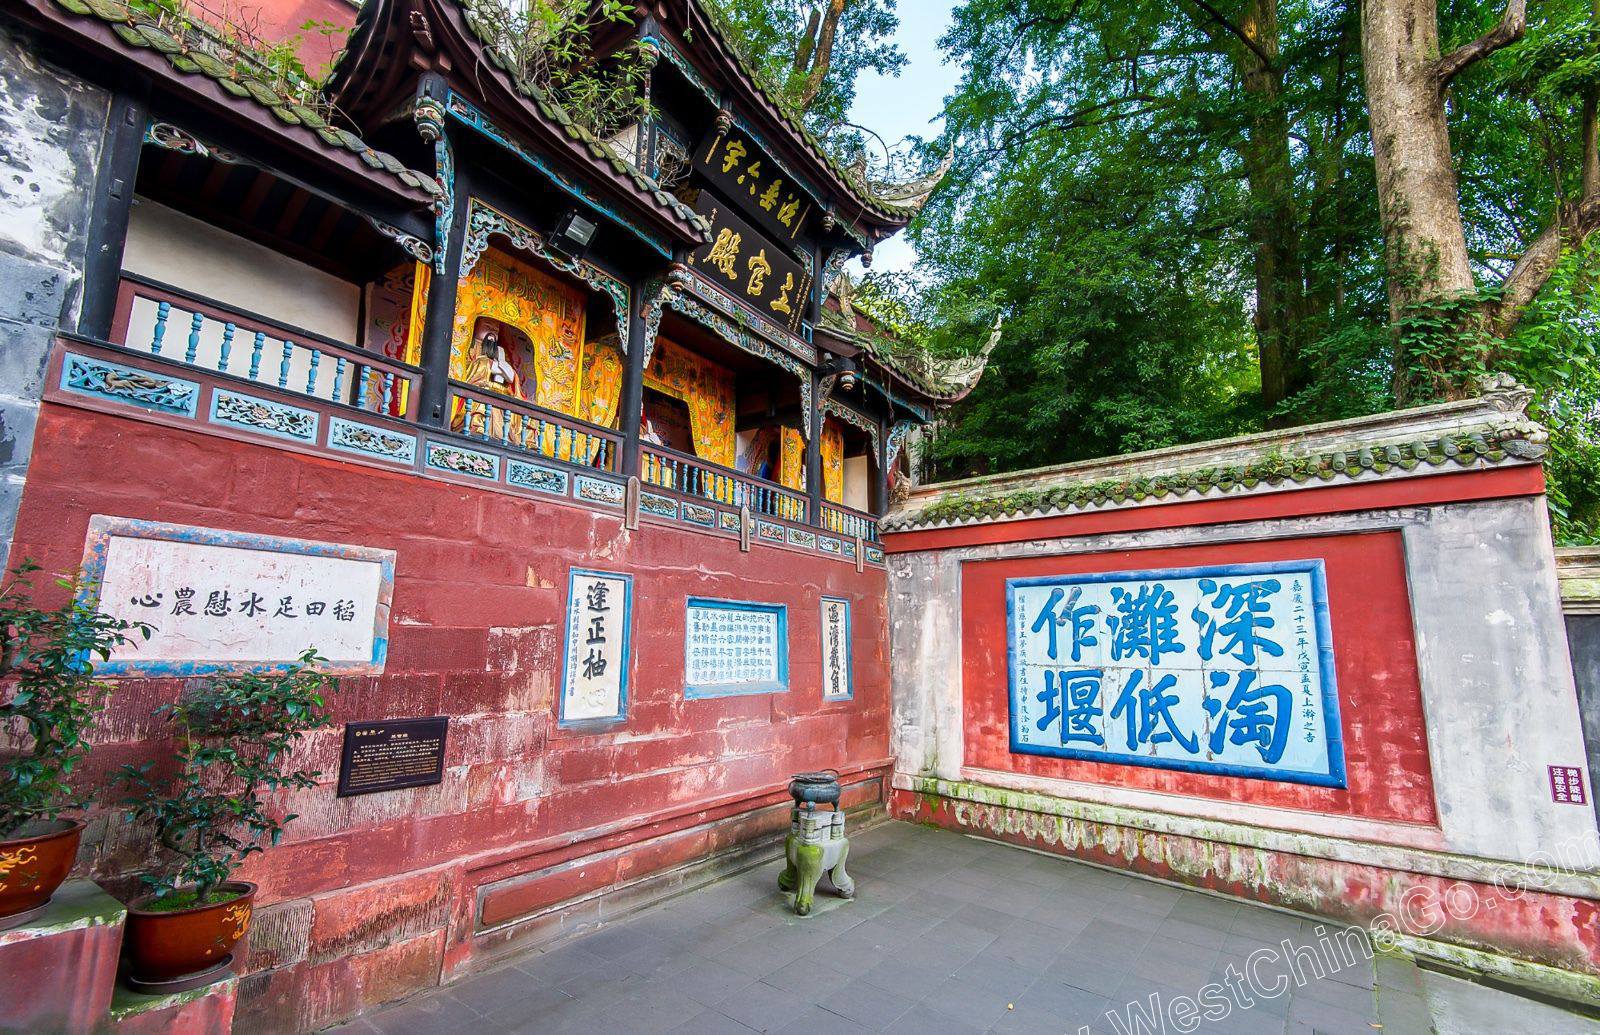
left=118, top=649, right=334, bottom=989
left=0, top=562, right=150, bottom=928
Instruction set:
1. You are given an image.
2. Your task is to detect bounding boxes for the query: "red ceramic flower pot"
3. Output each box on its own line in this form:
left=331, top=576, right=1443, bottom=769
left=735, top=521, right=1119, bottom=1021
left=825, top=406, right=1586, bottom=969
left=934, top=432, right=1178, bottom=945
left=0, top=819, right=84, bottom=928
left=124, top=881, right=256, bottom=983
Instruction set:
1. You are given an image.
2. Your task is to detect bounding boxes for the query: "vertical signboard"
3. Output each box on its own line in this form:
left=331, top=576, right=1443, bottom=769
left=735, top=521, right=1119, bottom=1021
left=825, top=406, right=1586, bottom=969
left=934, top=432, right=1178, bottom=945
left=821, top=597, right=852, bottom=701
left=560, top=569, right=632, bottom=724
left=1007, top=560, right=1345, bottom=787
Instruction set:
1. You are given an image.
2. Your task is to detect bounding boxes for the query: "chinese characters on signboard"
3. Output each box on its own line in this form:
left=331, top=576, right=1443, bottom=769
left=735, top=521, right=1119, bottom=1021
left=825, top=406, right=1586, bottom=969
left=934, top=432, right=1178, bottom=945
left=685, top=193, right=812, bottom=333
left=336, top=717, right=448, bottom=797
left=1550, top=765, right=1589, bottom=805
left=821, top=597, right=852, bottom=701
left=1007, top=560, right=1346, bottom=787
left=82, top=516, right=393, bottom=676
left=685, top=598, right=788, bottom=698
left=696, top=129, right=813, bottom=244
left=560, top=569, right=632, bottom=724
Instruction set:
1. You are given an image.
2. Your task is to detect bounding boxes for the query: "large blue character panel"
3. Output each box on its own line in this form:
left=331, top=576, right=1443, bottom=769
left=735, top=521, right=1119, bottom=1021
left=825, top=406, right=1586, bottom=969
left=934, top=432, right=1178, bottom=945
left=1006, top=560, right=1346, bottom=787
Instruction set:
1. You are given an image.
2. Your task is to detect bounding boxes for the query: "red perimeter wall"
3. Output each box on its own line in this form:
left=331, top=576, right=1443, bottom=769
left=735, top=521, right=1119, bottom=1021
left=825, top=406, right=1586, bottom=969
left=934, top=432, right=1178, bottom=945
left=959, top=532, right=1436, bottom=823
left=9, top=403, right=890, bottom=1032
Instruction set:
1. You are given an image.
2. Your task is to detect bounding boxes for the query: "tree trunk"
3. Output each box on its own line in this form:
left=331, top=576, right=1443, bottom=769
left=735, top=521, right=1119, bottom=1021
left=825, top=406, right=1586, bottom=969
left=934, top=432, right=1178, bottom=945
left=794, top=9, right=821, bottom=74
left=1236, top=0, right=1306, bottom=412
left=795, top=0, right=848, bottom=110
left=1361, top=0, right=1524, bottom=402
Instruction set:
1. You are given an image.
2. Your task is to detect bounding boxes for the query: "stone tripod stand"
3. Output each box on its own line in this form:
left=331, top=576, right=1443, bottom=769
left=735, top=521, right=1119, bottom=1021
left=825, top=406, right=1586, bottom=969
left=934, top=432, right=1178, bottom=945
left=778, top=807, right=853, bottom=916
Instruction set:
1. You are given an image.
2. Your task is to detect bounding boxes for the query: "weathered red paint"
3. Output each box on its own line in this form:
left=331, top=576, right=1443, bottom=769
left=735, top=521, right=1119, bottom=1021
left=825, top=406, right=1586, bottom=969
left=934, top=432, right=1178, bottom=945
left=893, top=788, right=1600, bottom=978
left=959, top=531, right=1436, bottom=822
left=111, top=980, right=239, bottom=1034
left=9, top=402, right=891, bottom=1032
left=0, top=903, right=121, bottom=1032
left=884, top=464, right=1545, bottom=554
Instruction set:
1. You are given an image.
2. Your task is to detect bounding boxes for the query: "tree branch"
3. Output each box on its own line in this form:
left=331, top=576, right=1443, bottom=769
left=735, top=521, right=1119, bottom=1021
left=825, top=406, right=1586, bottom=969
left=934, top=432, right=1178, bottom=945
left=797, top=0, right=848, bottom=109
left=1489, top=194, right=1600, bottom=337
left=1178, top=0, right=1275, bottom=70
left=1433, top=0, right=1526, bottom=87
left=1583, top=0, right=1600, bottom=197
left=973, top=94, right=1167, bottom=163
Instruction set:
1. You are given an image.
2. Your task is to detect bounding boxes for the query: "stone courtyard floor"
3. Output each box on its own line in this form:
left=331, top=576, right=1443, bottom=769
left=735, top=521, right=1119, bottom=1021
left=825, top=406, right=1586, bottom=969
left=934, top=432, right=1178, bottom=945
left=332, top=822, right=1599, bottom=1034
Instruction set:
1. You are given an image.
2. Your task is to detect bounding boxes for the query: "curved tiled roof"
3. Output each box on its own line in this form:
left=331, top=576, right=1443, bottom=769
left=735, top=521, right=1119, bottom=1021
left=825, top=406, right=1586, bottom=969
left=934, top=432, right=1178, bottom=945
left=680, top=0, right=949, bottom=229
left=33, top=0, right=439, bottom=202
left=451, top=1, right=710, bottom=238
left=883, top=377, right=1548, bottom=533
left=327, top=0, right=711, bottom=243
left=818, top=278, right=999, bottom=405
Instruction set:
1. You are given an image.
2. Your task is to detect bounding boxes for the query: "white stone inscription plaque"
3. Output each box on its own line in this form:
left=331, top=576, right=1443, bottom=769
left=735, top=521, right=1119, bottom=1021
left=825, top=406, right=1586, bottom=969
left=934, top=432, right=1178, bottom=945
left=82, top=516, right=394, bottom=676
left=560, top=568, right=632, bottom=724
left=685, top=598, right=788, bottom=698
left=821, top=597, right=852, bottom=701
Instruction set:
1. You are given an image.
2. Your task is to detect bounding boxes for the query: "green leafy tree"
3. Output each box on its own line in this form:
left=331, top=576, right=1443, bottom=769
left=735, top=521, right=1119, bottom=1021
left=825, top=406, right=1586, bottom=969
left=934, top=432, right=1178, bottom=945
left=703, top=0, right=906, bottom=132
left=119, top=650, right=335, bottom=903
left=901, top=0, right=1600, bottom=540
left=469, top=0, right=656, bottom=138
left=0, top=564, right=151, bottom=838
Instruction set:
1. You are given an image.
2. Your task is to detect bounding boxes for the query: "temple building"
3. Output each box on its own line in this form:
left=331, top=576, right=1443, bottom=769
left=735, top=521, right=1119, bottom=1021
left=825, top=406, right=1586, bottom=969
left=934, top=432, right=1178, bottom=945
left=0, top=0, right=988, bottom=1028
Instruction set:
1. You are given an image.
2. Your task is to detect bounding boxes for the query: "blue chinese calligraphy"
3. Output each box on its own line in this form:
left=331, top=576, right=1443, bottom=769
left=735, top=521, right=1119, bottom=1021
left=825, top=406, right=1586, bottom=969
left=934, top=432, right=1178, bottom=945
left=1007, top=560, right=1345, bottom=787
left=685, top=598, right=788, bottom=698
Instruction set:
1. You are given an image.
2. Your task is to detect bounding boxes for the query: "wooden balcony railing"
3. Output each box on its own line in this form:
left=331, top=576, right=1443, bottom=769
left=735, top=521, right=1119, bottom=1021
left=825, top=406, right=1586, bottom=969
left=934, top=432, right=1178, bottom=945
left=640, top=444, right=809, bottom=524
left=110, top=276, right=419, bottom=419
left=100, top=275, right=883, bottom=540
left=449, top=382, right=621, bottom=473
left=822, top=502, right=879, bottom=543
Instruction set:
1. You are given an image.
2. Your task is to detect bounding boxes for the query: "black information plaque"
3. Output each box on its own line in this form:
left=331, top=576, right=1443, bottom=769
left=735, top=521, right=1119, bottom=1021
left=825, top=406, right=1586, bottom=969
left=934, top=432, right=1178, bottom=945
left=336, top=717, right=448, bottom=797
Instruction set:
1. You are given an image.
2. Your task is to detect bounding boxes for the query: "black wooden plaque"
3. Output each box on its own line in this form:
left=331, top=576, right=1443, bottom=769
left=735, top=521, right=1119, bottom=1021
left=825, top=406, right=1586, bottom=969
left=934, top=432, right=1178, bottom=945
left=695, top=128, right=814, bottom=245
left=684, top=192, right=812, bottom=333
left=336, top=716, right=448, bottom=797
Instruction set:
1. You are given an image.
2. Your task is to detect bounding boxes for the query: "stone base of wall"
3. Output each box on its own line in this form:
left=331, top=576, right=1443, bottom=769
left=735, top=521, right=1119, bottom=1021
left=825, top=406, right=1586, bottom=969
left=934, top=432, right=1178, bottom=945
left=891, top=780, right=1600, bottom=1010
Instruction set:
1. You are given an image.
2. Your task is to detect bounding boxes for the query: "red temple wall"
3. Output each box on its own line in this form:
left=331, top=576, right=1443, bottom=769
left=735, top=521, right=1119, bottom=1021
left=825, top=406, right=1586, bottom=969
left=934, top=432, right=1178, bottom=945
left=959, top=532, right=1437, bottom=823
left=9, top=402, right=890, bottom=1032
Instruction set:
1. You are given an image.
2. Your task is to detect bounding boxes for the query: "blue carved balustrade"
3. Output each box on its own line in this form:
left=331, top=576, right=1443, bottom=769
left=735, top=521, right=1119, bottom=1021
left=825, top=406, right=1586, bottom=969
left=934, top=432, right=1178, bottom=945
left=110, top=276, right=420, bottom=419
left=447, top=381, right=621, bottom=473
left=640, top=443, right=809, bottom=524
left=96, top=275, right=882, bottom=538
left=821, top=502, right=879, bottom=544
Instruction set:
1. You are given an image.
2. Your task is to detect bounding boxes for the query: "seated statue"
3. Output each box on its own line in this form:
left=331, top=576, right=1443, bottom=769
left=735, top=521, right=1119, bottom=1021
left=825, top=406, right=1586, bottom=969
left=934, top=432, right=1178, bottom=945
left=454, top=320, right=526, bottom=440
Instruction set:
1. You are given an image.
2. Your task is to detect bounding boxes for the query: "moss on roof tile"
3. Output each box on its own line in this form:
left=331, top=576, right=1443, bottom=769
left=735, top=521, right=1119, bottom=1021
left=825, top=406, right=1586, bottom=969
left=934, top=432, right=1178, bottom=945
left=883, top=423, right=1545, bottom=533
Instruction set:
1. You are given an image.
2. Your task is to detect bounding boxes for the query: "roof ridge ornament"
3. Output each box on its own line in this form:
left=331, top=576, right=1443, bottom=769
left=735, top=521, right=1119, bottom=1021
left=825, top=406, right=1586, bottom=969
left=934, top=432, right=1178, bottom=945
left=1476, top=372, right=1534, bottom=415
left=843, top=148, right=955, bottom=218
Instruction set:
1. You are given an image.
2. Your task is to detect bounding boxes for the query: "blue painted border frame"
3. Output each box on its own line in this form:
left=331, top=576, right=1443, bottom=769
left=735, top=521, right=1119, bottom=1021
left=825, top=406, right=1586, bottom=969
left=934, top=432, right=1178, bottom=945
left=559, top=568, right=634, bottom=728
left=820, top=596, right=853, bottom=702
left=77, top=515, right=395, bottom=678
left=684, top=596, right=789, bottom=699
left=1004, top=559, right=1347, bottom=789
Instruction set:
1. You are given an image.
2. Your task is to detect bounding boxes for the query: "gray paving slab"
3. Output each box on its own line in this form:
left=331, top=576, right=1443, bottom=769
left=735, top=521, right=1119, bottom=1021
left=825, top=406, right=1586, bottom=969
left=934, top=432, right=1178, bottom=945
left=1421, top=969, right=1600, bottom=1035
left=330, top=822, right=1599, bottom=1035
left=816, top=977, right=918, bottom=1028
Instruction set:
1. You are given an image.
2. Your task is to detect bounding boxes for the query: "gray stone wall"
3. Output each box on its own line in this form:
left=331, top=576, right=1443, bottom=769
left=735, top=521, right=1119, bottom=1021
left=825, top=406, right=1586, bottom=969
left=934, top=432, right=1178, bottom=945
left=0, top=21, right=109, bottom=569
left=1563, top=614, right=1600, bottom=833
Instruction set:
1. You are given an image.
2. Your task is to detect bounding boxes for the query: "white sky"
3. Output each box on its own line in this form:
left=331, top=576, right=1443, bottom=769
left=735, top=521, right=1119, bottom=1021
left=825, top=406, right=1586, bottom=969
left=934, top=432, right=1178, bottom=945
left=844, top=0, right=962, bottom=276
